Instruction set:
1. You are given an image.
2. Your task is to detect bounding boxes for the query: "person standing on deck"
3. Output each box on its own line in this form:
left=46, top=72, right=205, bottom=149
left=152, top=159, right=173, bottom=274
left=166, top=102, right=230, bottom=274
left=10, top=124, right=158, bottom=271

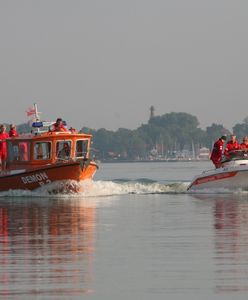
left=0, top=124, right=9, bottom=170
left=210, top=135, right=227, bottom=168
left=9, top=124, right=19, bottom=137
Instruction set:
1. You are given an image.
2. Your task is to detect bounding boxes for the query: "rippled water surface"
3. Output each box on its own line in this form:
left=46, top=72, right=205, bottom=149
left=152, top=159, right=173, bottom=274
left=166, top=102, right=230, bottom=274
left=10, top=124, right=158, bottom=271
left=1, top=161, right=248, bottom=299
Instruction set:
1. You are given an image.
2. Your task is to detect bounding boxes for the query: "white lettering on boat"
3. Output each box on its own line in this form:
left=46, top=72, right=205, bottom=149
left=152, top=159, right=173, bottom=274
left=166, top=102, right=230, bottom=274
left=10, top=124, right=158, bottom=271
left=21, top=172, right=49, bottom=184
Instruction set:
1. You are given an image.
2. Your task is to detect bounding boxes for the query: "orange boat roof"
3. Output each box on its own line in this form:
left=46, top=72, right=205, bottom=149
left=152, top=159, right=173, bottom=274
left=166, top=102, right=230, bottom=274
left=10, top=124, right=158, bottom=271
left=9, top=131, right=93, bottom=141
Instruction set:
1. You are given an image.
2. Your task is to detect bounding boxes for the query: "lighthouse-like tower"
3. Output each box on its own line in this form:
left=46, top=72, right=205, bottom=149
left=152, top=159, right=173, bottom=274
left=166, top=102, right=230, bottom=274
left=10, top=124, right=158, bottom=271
left=149, top=105, right=155, bottom=120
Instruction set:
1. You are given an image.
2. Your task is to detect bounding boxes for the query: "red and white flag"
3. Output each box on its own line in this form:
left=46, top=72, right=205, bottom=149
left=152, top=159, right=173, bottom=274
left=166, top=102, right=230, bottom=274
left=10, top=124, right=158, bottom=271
left=26, top=106, right=36, bottom=117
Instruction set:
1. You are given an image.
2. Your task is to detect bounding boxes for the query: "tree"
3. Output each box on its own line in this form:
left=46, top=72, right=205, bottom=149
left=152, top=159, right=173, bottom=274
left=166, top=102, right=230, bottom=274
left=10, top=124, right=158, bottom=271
left=93, top=128, right=115, bottom=159
left=205, top=124, right=230, bottom=149
left=148, top=112, right=203, bottom=150
left=233, top=117, right=248, bottom=140
left=17, top=123, right=32, bottom=134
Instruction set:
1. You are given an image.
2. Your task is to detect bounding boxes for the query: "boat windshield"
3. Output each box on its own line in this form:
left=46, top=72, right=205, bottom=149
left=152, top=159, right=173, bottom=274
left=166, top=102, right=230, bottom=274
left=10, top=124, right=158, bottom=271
left=34, top=142, right=52, bottom=160
left=222, top=150, right=248, bottom=162
left=56, top=140, right=72, bottom=160
left=7, top=141, right=30, bottom=162
left=75, top=139, right=88, bottom=158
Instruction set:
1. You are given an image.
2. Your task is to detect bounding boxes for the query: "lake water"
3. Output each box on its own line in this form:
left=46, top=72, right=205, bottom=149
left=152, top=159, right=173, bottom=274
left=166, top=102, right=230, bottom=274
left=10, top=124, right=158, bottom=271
left=1, top=161, right=248, bottom=299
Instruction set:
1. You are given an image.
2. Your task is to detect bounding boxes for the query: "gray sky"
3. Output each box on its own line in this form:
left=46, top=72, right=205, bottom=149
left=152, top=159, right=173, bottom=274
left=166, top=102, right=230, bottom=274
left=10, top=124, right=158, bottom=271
left=0, top=0, right=247, bottom=131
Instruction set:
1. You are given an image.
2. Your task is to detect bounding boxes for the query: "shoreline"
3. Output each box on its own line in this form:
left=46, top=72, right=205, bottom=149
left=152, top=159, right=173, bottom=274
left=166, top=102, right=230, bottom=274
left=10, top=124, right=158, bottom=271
left=99, top=159, right=210, bottom=163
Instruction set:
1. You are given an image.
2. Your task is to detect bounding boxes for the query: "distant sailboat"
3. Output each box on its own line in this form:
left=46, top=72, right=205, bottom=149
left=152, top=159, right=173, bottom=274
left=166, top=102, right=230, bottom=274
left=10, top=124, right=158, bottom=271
left=191, top=140, right=196, bottom=160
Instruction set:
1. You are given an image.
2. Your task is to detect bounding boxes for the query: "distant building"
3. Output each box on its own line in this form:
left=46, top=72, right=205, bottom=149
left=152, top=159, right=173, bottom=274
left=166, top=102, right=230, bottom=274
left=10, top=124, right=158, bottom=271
left=197, top=147, right=210, bottom=160
left=149, top=106, right=155, bottom=120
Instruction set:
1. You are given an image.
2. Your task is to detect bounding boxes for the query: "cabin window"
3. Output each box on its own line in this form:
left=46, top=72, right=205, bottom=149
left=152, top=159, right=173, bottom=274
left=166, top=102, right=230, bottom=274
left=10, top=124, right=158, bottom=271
left=75, top=140, right=88, bottom=158
left=56, top=140, right=71, bottom=160
left=7, top=141, right=30, bottom=162
left=34, top=142, right=51, bottom=160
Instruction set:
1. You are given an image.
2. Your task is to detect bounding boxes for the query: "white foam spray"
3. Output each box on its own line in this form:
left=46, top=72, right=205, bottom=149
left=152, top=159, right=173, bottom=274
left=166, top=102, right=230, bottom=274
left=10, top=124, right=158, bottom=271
left=0, top=179, right=189, bottom=198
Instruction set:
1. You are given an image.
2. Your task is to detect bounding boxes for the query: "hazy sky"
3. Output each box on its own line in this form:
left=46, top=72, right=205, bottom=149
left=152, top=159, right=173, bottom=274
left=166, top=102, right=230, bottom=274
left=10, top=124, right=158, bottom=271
left=0, top=0, right=247, bottom=131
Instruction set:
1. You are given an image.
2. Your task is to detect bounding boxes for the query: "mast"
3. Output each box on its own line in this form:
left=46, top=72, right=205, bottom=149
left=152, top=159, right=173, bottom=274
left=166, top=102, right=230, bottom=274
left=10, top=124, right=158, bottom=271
left=34, top=103, right=40, bottom=121
left=192, top=140, right=195, bottom=159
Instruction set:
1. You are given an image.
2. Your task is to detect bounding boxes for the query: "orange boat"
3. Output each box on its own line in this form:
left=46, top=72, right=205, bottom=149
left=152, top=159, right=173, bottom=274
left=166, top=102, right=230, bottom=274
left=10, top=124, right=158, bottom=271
left=0, top=108, right=98, bottom=193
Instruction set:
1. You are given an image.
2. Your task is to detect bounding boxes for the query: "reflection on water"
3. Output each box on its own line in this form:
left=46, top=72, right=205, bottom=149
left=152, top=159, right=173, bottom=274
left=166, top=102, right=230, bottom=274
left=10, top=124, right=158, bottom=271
left=195, top=194, right=248, bottom=295
left=213, top=195, right=248, bottom=294
left=2, top=190, right=248, bottom=298
left=0, top=197, right=96, bottom=299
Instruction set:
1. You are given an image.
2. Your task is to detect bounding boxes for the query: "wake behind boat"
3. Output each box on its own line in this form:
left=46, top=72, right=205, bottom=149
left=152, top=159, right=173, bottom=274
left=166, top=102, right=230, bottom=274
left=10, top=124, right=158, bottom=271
left=187, top=150, right=248, bottom=192
left=0, top=105, right=98, bottom=193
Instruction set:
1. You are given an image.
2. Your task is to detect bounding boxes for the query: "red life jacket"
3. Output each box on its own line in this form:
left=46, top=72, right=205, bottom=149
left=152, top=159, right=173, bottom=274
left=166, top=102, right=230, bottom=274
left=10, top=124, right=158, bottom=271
left=210, top=139, right=224, bottom=164
left=224, top=140, right=240, bottom=157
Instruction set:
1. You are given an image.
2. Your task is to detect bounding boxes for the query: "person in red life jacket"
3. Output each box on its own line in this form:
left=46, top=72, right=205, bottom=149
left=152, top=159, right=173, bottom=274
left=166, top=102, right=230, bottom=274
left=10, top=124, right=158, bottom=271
left=240, top=136, right=248, bottom=151
left=224, top=134, right=240, bottom=159
left=210, top=135, right=227, bottom=168
left=51, top=118, right=67, bottom=132
left=0, top=124, right=9, bottom=170
left=9, top=124, right=19, bottom=137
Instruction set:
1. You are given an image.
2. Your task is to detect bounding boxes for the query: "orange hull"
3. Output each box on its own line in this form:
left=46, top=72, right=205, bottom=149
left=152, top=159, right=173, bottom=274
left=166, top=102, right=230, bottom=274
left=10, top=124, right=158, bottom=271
left=0, top=161, right=98, bottom=192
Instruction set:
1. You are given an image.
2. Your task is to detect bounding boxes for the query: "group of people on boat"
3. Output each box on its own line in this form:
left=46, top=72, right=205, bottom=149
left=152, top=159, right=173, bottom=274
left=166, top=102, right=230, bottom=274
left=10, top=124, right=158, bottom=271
left=210, top=134, right=248, bottom=168
left=0, top=124, right=18, bottom=170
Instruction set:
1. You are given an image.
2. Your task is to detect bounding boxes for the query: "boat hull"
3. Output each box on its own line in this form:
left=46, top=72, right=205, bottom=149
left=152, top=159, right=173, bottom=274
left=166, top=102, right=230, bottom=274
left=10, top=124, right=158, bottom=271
left=0, top=161, right=98, bottom=192
left=188, top=164, right=248, bottom=191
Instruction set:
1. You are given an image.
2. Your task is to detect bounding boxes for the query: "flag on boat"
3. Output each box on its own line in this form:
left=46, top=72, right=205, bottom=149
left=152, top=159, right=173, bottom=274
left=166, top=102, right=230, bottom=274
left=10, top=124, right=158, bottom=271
left=26, top=106, right=36, bottom=116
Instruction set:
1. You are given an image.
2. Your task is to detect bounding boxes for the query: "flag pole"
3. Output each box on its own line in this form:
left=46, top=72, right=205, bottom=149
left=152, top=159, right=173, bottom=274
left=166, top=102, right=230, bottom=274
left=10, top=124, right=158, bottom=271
left=33, top=103, right=41, bottom=134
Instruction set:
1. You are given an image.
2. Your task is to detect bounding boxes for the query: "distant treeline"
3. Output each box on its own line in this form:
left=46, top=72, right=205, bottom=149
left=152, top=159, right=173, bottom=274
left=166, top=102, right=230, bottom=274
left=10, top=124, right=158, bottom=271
left=15, top=112, right=248, bottom=161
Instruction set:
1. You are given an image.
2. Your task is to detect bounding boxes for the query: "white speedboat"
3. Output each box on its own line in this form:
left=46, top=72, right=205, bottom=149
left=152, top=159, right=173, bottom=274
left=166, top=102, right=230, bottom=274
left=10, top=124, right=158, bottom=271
left=187, top=151, right=248, bottom=192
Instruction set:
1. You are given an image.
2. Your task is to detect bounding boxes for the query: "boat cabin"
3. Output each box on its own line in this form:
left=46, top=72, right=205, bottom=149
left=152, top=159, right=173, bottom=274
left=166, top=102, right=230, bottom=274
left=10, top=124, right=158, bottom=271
left=6, top=131, right=93, bottom=171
